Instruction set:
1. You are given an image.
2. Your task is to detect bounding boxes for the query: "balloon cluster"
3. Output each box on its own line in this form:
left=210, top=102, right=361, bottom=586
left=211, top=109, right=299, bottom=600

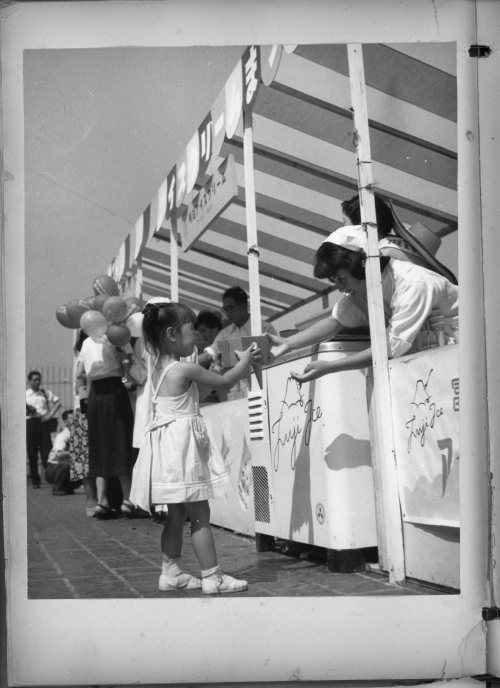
left=55, top=274, right=145, bottom=347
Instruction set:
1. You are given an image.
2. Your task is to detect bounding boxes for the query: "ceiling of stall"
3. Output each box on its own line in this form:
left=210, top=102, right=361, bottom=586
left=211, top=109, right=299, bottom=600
left=120, top=43, right=457, bottom=322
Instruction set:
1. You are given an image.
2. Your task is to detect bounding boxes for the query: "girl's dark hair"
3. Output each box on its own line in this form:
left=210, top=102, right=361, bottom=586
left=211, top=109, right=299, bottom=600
left=195, top=310, right=223, bottom=331
left=313, top=243, right=390, bottom=281
left=341, top=194, right=394, bottom=237
left=142, top=302, right=196, bottom=357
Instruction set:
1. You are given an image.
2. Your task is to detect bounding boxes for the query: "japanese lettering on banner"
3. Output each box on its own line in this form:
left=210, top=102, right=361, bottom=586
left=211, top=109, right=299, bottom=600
left=241, top=45, right=261, bottom=116
left=179, top=155, right=239, bottom=251
left=111, top=44, right=270, bottom=280
left=389, top=345, right=459, bottom=527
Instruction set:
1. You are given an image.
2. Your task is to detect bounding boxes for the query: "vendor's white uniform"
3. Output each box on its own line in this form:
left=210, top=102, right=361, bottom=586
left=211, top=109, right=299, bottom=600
left=332, top=259, right=459, bottom=357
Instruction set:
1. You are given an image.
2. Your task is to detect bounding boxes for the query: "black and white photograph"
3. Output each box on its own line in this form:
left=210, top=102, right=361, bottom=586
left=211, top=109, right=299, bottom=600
left=1, top=1, right=499, bottom=686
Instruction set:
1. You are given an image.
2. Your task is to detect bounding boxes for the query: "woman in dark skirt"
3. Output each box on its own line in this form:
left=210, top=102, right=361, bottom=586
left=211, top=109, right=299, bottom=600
left=76, top=335, right=135, bottom=519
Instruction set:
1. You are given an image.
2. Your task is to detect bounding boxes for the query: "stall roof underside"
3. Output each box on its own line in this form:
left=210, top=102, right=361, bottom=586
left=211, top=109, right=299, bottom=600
left=128, top=43, right=457, bottom=321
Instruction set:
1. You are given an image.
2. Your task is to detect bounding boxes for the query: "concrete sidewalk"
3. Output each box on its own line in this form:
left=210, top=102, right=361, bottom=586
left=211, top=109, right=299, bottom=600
left=28, top=483, right=441, bottom=599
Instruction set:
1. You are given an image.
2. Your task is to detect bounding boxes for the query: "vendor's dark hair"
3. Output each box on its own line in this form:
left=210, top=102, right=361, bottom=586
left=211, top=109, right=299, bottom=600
left=62, top=409, right=73, bottom=421
left=223, top=286, right=248, bottom=304
left=195, top=309, right=223, bottom=331
left=142, top=302, right=196, bottom=357
left=27, top=370, right=41, bottom=380
left=341, top=194, right=394, bottom=237
left=314, top=243, right=390, bottom=281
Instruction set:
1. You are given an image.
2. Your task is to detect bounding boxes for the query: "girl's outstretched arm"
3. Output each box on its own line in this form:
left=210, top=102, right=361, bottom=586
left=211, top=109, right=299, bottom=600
left=182, top=344, right=261, bottom=392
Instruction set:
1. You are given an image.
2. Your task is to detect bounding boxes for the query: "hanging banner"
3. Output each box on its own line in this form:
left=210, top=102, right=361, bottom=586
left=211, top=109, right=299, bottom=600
left=225, top=59, right=243, bottom=139
left=185, top=130, right=200, bottom=195
left=198, top=113, right=212, bottom=180
left=179, top=155, right=238, bottom=252
left=175, top=151, right=187, bottom=208
left=242, top=45, right=261, bottom=114
left=166, top=166, right=176, bottom=219
left=208, top=90, right=226, bottom=175
left=260, top=44, right=282, bottom=86
left=134, top=214, right=145, bottom=260
left=154, top=178, right=168, bottom=235
left=389, top=345, right=460, bottom=527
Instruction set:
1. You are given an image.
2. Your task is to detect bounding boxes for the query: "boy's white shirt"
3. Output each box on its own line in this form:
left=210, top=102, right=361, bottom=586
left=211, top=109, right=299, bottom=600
left=47, top=426, right=71, bottom=463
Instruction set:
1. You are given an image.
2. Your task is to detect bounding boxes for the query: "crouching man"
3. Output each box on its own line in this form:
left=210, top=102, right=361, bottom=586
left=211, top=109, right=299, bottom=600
left=45, top=410, right=83, bottom=496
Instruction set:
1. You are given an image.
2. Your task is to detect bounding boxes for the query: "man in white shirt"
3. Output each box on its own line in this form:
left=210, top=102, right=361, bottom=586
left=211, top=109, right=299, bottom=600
left=26, top=370, right=61, bottom=488
left=197, top=286, right=277, bottom=398
left=45, top=410, right=83, bottom=496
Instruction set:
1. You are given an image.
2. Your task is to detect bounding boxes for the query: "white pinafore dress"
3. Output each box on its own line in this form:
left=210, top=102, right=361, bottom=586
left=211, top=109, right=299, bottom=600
left=129, top=360, right=230, bottom=512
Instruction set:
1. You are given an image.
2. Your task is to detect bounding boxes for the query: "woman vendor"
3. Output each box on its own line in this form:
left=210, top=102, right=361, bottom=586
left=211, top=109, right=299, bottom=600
left=268, top=225, right=459, bottom=383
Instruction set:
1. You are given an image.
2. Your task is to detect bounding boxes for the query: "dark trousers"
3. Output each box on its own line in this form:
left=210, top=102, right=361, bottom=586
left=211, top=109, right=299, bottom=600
left=26, top=418, right=53, bottom=486
left=45, top=458, right=83, bottom=494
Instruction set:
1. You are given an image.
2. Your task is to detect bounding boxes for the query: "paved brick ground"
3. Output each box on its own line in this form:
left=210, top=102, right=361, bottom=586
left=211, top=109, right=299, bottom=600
left=27, top=482, right=440, bottom=599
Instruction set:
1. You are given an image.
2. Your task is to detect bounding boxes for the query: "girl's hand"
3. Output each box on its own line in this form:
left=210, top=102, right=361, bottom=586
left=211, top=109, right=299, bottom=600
left=290, top=360, right=334, bottom=383
left=234, top=343, right=262, bottom=369
left=266, top=332, right=290, bottom=361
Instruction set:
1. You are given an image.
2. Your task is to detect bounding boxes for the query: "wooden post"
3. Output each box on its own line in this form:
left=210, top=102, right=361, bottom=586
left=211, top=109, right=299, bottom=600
left=170, top=215, right=179, bottom=302
left=347, top=44, right=405, bottom=583
left=243, top=110, right=262, bottom=335
left=134, top=262, right=143, bottom=299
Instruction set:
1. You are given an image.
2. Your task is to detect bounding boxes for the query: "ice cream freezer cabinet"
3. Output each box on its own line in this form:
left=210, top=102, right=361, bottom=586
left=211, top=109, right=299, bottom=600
left=248, top=339, right=378, bottom=569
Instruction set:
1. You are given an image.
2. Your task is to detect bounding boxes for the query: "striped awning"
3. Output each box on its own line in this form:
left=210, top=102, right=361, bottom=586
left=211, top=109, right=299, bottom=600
left=110, top=42, right=457, bottom=324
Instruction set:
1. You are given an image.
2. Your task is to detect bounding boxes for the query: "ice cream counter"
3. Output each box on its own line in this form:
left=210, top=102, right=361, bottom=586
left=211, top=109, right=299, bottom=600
left=203, top=337, right=378, bottom=569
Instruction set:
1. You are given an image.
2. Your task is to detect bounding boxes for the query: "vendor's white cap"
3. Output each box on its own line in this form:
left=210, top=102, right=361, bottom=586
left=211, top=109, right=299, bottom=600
left=322, top=226, right=367, bottom=252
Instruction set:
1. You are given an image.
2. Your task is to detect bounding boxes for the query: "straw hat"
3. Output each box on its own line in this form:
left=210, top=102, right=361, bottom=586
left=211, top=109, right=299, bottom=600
left=389, top=201, right=458, bottom=285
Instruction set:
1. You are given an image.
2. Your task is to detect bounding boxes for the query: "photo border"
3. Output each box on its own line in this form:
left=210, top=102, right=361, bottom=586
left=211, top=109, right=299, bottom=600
left=1, top=0, right=494, bottom=684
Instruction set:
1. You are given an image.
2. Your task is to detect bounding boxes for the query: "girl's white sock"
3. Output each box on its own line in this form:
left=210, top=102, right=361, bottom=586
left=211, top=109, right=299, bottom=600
left=201, top=565, right=221, bottom=578
left=161, top=557, right=183, bottom=577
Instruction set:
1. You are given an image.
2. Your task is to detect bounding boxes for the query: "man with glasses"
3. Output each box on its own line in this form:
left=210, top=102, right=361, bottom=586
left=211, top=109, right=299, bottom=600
left=198, top=286, right=277, bottom=398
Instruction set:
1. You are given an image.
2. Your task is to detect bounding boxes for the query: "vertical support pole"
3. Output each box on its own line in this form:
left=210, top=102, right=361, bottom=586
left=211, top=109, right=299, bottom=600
left=456, top=46, right=490, bottom=608
left=243, top=110, right=262, bottom=335
left=134, top=262, right=143, bottom=299
left=170, top=216, right=179, bottom=302
left=347, top=44, right=405, bottom=583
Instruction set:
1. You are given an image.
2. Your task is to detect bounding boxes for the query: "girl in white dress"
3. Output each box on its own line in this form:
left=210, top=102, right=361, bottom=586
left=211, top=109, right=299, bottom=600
left=130, top=301, right=260, bottom=594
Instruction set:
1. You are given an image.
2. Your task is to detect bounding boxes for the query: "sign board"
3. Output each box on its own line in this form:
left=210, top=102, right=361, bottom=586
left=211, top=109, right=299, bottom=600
left=179, top=154, right=239, bottom=251
left=389, top=345, right=459, bottom=527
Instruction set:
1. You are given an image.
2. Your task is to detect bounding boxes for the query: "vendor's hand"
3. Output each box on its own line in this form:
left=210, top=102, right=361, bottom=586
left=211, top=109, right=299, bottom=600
left=266, top=332, right=290, bottom=361
left=40, top=412, right=53, bottom=423
left=290, top=360, right=333, bottom=384
left=234, top=343, right=262, bottom=370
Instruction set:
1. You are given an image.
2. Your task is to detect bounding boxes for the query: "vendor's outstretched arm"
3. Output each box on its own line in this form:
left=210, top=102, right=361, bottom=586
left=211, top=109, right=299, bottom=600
left=290, top=347, right=373, bottom=383
left=267, top=317, right=342, bottom=359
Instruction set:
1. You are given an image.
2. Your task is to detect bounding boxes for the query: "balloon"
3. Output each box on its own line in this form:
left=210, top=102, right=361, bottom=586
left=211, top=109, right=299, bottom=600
left=126, top=312, right=143, bottom=338
left=103, top=296, right=128, bottom=324
left=80, top=310, right=108, bottom=338
left=106, top=324, right=131, bottom=347
left=79, top=295, right=95, bottom=309
left=55, top=301, right=88, bottom=329
left=89, top=294, right=108, bottom=312
left=125, top=296, right=145, bottom=319
left=56, top=304, right=75, bottom=329
left=93, top=274, right=119, bottom=297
